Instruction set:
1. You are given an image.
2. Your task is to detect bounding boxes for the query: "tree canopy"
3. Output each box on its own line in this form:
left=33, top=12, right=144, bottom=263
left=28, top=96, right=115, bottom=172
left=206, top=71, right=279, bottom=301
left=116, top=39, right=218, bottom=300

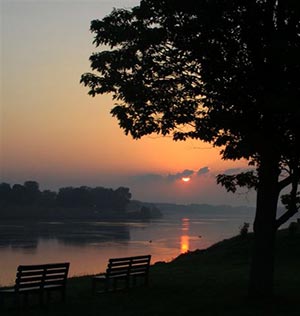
left=81, top=0, right=300, bottom=221
left=82, top=1, right=299, bottom=155
left=81, top=0, right=300, bottom=297
left=0, top=182, right=132, bottom=216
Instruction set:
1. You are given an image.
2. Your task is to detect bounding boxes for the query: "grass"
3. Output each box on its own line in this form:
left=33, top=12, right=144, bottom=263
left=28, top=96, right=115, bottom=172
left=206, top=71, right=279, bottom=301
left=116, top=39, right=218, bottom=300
left=1, top=229, right=300, bottom=316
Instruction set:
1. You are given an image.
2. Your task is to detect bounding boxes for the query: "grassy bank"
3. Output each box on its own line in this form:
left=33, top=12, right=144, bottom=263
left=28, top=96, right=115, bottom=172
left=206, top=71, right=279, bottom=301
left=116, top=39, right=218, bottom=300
left=2, top=229, right=300, bottom=316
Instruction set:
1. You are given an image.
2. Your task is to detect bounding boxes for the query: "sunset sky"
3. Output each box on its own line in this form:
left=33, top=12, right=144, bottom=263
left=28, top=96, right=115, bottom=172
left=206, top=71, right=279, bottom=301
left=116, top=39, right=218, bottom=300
left=0, top=0, right=254, bottom=206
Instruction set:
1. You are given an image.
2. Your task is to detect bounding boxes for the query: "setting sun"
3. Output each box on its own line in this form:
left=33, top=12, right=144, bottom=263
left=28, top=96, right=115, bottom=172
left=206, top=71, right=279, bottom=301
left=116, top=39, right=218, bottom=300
left=182, top=177, right=191, bottom=182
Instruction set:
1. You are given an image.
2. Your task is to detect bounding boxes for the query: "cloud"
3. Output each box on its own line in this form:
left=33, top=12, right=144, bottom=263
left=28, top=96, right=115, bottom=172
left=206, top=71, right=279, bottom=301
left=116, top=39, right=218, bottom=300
left=223, top=168, right=241, bottom=175
left=131, top=169, right=196, bottom=183
left=197, top=167, right=210, bottom=176
left=131, top=167, right=211, bottom=184
left=222, top=168, right=256, bottom=175
left=167, top=169, right=194, bottom=181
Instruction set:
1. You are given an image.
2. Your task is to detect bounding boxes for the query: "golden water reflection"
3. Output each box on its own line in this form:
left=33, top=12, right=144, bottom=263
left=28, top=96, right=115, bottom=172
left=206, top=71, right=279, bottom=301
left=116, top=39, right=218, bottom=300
left=181, top=235, right=189, bottom=253
left=181, top=218, right=190, bottom=253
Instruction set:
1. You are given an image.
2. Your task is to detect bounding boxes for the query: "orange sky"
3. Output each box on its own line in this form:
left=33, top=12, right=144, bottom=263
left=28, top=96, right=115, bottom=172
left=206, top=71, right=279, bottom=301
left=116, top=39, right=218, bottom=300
left=0, top=0, right=254, bottom=206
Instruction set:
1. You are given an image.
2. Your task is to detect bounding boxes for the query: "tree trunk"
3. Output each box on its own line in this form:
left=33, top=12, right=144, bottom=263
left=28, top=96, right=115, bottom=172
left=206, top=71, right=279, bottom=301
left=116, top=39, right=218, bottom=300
left=248, top=153, right=280, bottom=298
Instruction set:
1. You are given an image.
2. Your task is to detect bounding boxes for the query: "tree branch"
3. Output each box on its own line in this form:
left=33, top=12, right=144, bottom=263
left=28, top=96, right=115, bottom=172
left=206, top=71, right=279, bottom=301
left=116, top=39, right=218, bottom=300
left=275, top=205, right=299, bottom=229
left=276, top=174, right=299, bottom=229
left=278, top=175, right=292, bottom=191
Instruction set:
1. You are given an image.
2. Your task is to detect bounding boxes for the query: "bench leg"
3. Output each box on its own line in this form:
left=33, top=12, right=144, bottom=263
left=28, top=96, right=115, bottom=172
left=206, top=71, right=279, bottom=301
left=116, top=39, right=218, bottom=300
left=0, top=294, right=4, bottom=308
left=38, top=292, right=44, bottom=306
left=112, top=279, right=117, bottom=292
left=145, top=275, right=149, bottom=286
left=92, top=278, right=97, bottom=294
left=61, top=288, right=66, bottom=303
left=126, top=277, right=130, bottom=289
left=15, top=293, right=27, bottom=309
left=132, top=276, right=137, bottom=287
left=105, top=279, right=111, bottom=292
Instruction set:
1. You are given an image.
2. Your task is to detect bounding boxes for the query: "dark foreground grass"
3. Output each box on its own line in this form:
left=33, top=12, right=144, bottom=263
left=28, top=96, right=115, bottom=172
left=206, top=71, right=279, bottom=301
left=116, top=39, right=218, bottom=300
left=2, top=229, right=300, bottom=316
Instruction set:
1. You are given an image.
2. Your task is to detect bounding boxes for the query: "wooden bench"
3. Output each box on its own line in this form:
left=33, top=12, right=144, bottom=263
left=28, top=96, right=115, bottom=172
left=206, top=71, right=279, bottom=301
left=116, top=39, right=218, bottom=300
left=92, top=255, right=151, bottom=293
left=0, top=262, right=70, bottom=307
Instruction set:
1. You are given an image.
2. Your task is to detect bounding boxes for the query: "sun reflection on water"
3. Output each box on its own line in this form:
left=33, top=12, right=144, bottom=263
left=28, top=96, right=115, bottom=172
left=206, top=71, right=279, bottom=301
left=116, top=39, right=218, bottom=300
left=181, top=235, right=189, bottom=253
left=181, top=218, right=190, bottom=253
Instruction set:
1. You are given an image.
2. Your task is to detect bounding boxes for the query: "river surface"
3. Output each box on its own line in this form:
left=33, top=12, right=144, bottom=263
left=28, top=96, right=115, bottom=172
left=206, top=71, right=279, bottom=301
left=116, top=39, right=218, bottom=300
left=0, top=211, right=253, bottom=286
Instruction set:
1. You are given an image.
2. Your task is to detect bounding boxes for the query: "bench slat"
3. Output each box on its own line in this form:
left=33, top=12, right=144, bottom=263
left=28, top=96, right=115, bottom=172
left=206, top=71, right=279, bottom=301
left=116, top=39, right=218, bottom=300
left=43, top=268, right=68, bottom=275
left=16, top=282, right=43, bottom=290
left=16, top=278, right=42, bottom=285
left=43, top=280, right=67, bottom=287
left=18, top=263, right=69, bottom=270
left=17, top=271, right=44, bottom=278
left=44, top=274, right=67, bottom=280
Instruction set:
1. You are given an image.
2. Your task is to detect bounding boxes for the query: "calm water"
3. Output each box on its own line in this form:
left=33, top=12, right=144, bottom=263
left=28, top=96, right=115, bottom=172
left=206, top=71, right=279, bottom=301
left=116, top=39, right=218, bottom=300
left=0, top=211, right=253, bottom=286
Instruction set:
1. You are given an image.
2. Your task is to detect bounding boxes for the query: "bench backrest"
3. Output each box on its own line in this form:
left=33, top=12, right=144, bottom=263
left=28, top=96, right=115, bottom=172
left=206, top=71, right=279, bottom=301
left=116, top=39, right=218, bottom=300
left=15, top=262, right=70, bottom=292
left=106, top=255, right=151, bottom=278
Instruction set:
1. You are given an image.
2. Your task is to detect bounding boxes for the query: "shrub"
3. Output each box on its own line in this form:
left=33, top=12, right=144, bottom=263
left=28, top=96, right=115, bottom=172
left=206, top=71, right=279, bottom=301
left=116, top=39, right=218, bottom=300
left=239, top=222, right=250, bottom=238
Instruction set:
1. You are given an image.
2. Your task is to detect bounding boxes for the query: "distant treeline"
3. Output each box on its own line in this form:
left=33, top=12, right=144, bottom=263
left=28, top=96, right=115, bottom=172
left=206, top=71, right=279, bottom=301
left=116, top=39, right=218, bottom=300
left=0, top=181, right=130, bottom=214
left=0, top=181, right=162, bottom=220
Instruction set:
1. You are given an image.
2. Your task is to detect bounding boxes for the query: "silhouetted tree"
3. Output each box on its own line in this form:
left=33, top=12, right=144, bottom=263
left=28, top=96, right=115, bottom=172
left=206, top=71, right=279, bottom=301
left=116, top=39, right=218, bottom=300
left=0, top=181, right=137, bottom=219
left=0, top=183, right=12, bottom=206
left=90, top=186, right=107, bottom=208
left=39, top=190, right=57, bottom=207
left=81, top=0, right=300, bottom=298
left=113, top=187, right=132, bottom=212
left=56, top=185, right=132, bottom=212
left=11, top=184, right=27, bottom=205
left=57, top=187, right=79, bottom=208
left=24, top=181, right=40, bottom=205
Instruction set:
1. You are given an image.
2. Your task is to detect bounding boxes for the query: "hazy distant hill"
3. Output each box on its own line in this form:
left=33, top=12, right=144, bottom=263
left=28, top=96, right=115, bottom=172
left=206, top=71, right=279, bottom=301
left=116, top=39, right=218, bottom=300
left=152, top=202, right=256, bottom=217
left=151, top=203, right=294, bottom=224
left=127, top=200, right=163, bottom=219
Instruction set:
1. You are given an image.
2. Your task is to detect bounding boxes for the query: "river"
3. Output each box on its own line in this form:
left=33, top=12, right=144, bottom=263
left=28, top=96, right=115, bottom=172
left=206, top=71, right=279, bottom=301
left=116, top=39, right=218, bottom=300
left=0, top=210, right=253, bottom=286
